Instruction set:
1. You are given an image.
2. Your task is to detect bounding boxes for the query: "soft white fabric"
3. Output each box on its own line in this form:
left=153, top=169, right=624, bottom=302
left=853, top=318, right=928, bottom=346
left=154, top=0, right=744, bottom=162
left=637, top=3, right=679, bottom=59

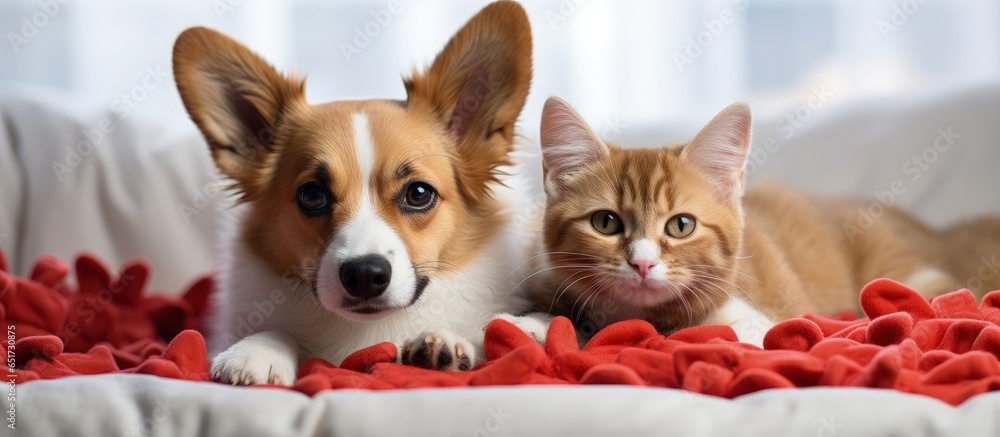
left=743, top=83, right=1000, bottom=228
left=0, top=86, right=229, bottom=292
left=10, top=375, right=1000, bottom=436
left=5, top=83, right=1000, bottom=436
left=0, top=96, right=24, bottom=268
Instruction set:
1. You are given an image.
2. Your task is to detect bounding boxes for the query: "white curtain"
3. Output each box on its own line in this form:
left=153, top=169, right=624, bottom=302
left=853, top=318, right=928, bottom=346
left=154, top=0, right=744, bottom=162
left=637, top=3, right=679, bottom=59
left=2, top=0, right=999, bottom=138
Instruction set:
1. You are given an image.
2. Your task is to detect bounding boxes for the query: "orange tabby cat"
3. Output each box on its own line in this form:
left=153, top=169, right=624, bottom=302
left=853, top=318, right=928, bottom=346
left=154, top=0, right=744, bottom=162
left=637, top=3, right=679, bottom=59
left=518, top=96, right=1000, bottom=346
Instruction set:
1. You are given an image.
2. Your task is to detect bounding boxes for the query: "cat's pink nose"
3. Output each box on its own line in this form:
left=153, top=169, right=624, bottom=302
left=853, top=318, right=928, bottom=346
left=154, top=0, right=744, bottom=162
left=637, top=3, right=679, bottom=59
left=629, top=260, right=657, bottom=278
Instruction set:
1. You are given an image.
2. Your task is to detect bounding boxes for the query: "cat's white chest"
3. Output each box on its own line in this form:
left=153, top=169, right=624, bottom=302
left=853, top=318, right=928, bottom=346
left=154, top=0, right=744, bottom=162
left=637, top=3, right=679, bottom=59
left=703, top=297, right=774, bottom=346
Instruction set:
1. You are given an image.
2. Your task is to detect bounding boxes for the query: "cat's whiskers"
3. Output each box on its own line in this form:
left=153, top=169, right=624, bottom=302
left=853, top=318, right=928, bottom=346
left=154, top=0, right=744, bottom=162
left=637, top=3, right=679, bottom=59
left=552, top=271, right=604, bottom=313
left=499, top=263, right=600, bottom=309
left=687, top=270, right=765, bottom=314
left=681, top=264, right=762, bottom=283
left=572, top=276, right=613, bottom=322
left=565, top=275, right=601, bottom=317
left=685, top=275, right=728, bottom=313
left=549, top=270, right=586, bottom=307
left=497, top=251, right=608, bottom=288
left=676, top=282, right=705, bottom=329
left=677, top=283, right=698, bottom=328
left=535, top=266, right=601, bottom=300
left=581, top=276, right=618, bottom=323
left=496, top=251, right=609, bottom=305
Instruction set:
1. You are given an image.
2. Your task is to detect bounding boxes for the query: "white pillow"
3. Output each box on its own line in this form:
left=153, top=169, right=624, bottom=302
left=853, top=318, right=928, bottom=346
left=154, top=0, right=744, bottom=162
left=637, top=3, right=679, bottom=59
left=0, top=86, right=227, bottom=293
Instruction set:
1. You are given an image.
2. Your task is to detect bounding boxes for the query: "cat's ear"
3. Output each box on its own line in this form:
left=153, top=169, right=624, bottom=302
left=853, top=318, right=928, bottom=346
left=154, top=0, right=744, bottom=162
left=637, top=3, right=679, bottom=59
left=682, top=102, right=752, bottom=200
left=540, top=96, right=609, bottom=194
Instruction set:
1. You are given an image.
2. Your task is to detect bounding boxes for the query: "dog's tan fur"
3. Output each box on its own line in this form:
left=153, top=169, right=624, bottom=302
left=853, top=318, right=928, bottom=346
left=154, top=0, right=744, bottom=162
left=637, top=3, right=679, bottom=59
left=173, top=2, right=532, bottom=282
left=173, top=2, right=538, bottom=382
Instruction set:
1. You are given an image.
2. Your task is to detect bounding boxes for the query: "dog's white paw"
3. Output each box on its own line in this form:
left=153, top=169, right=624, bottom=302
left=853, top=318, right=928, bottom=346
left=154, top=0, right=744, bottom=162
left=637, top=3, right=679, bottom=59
left=210, top=335, right=298, bottom=385
left=399, top=329, right=476, bottom=371
left=492, top=313, right=551, bottom=345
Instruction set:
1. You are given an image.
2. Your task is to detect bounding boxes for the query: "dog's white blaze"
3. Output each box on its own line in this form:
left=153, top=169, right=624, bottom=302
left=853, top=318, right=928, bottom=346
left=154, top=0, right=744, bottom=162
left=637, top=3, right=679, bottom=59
left=350, top=111, right=380, bottom=230
left=314, top=113, right=417, bottom=316
left=352, top=113, right=376, bottom=187
left=211, top=147, right=530, bottom=371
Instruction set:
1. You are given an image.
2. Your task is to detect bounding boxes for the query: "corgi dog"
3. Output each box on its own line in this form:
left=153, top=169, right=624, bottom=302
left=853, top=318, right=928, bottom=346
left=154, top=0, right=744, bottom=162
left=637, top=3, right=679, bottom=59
left=172, top=1, right=534, bottom=385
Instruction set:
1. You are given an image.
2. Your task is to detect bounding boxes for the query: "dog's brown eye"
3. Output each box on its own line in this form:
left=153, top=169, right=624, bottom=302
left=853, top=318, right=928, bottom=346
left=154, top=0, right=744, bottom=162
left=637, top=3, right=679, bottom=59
left=665, top=214, right=696, bottom=238
left=402, top=181, right=436, bottom=212
left=590, top=210, right=623, bottom=235
left=297, top=181, right=332, bottom=216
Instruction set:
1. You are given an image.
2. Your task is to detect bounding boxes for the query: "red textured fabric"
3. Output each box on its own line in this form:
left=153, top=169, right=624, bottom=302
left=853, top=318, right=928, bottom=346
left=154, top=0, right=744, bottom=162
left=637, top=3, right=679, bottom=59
left=5, top=250, right=1000, bottom=405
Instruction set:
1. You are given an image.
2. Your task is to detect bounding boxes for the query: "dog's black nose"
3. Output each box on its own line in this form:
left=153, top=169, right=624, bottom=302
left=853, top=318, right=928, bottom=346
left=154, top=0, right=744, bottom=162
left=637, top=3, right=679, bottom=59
left=339, top=255, right=392, bottom=299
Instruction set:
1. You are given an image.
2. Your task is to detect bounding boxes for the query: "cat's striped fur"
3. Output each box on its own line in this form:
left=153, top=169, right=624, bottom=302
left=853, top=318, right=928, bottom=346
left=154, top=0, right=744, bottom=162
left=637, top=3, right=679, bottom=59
left=524, top=96, right=1000, bottom=345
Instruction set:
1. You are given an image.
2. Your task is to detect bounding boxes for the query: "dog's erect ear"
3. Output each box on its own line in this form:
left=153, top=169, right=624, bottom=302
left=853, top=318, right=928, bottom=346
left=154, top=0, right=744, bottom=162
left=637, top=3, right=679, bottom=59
left=405, top=1, right=532, bottom=198
left=173, top=26, right=304, bottom=194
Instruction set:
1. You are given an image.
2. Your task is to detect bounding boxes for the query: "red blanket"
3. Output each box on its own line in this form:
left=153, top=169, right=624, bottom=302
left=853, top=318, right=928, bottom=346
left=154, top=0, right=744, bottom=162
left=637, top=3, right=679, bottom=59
left=5, top=249, right=1000, bottom=405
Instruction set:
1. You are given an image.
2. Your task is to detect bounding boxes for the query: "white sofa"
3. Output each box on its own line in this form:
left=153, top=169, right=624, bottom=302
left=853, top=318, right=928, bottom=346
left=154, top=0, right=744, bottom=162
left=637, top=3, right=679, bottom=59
left=4, top=82, right=1000, bottom=436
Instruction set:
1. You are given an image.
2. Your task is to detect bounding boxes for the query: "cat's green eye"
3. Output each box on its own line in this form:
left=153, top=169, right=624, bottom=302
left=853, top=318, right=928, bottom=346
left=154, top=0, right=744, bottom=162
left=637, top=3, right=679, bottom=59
left=590, top=210, right=624, bottom=235
left=665, top=214, right=696, bottom=238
